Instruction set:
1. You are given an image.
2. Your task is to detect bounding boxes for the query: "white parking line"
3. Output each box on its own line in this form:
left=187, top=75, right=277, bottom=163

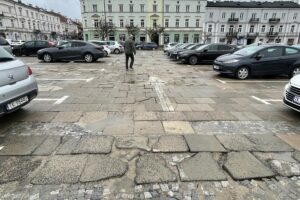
left=37, top=78, right=94, bottom=83
left=34, top=95, right=69, bottom=105
left=251, top=96, right=281, bottom=105
left=217, top=79, right=288, bottom=84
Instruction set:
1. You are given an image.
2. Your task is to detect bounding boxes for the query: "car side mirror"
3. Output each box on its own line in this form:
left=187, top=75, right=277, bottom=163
left=255, top=54, right=263, bottom=60
left=203, top=49, right=208, bottom=53
left=58, top=46, right=64, bottom=49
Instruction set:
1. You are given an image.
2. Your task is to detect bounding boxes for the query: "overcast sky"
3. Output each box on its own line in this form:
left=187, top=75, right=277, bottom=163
left=21, top=0, right=81, bottom=20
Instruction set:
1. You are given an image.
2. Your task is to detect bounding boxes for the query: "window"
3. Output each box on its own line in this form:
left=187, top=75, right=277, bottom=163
left=222, top=12, right=226, bottom=19
left=221, top=25, right=225, bottom=32
left=24, top=41, right=35, bottom=47
left=36, top=13, right=38, bottom=19
left=141, top=19, right=144, bottom=27
left=272, top=13, right=276, bottom=18
left=140, top=4, right=144, bottom=12
left=166, top=5, right=169, bottom=13
left=119, top=4, right=123, bottom=12
left=119, top=19, right=124, bottom=28
left=269, top=25, right=274, bottom=33
left=31, top=12, right=34, bottom=18
left=153, top=4, right=157, bottom=13
left=282, top=13, right=286, bottom=19
left=28, top=21, right=31, bottom=29
left=165, top=19, right=169, bottom=28
left=186, top=5, right=190, bottom=12
left=261, top=25, right=265, bottom=32
left=250, top=25, right=254, bottom=33
left=94, top=19, right=98, bottom=28
left=26, top=10, right=29, bottom=17
left=176, top=5, right=180, bottom=13
left=293, top=13, right=298, bottom=20
left=21, top=21, right=25, bottom=28
left=175, top=19, right=179, bottom=27
left=108, top=19, right=113, bottom=26
left=184, top=34, right=188, bottom=43
left=194, top=34, right=200, bottom=43
left=130, top=5, right=133, bottom=12
left=93, top=4, right=97, bottom=12
left=285, top=47, right=299, bottom=55
left=208, top=24, right=212, bottom=32
left=279, top=25, right=283, bottom=33
left=259, top=47, right=283, bottom=58
left=130, top=19, right=134, bottom=26
left=8, top=7, right=11, bottom=13
left=83, top=5, right=86, bottom=12
left=264, top=13, right=268, bottom=20
left=218, top=45, right=232, bottom=50
left=238, top=25, right=242, bottom=32
left=251, top=13, right=256, bottom=19
left=108, top=4, right=112, bottom=13
left=240, top=12, right=244, bottom=20
left=153, top=20, right=157, bottom=28
left=196, top=19, right=200, bottom=28
left=185, top=19, right=189, bottom=28
left=84, top=20, right=87, bottom=28
left=18, top=7, right=22, bottom=15
left=197, top=5, right=201, bottom=13
left=206, top=44, right=218, bottom=51
left=291, top=25, right=295, bottom=33
left=174, top=34, right=179, bottom=42
left=219, top=38, right=226, bottom=43
left=11, top=19, right=14, bottom=27
left=209, top=12, right=213, bottom=18
left=230, top=13, right=235, bottom=19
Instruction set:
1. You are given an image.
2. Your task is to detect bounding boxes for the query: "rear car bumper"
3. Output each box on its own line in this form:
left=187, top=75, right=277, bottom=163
left=94, top=51, right=106, bottom=59
left=0, top=76, right=38, bottom=116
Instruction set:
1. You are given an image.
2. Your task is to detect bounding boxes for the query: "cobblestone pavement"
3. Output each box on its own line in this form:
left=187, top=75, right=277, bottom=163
left=0, top=51, right=300, bottom=199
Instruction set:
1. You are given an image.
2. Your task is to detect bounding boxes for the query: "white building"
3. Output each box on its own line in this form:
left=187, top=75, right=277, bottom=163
left=205, top=1, right=300, bottom=45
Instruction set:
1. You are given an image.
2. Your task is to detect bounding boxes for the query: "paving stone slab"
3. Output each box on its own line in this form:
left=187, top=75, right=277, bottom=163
left=0, top=136, right=47, bottom=156
left=185, top=135, right=226, bottom=152
left=152, top=135, right=189, bottom=152
left=293, top=151, right=300, bottom=162
left=0, top=157, right=42, bottom=183
left=245, top=134, right=293, bottom=152
left=73, top=136, right=114, bottom=154
left=224, top=152, right=275, bottom=180
left=216, top=135, right=256, bottom=151
left=55, top=136, right=81, bottom=155
left=163, top=121, right=195, bottom=134
left=134, top=121, right=165, bottom=135
left=177, top=153, right=227, bottom=181
left=277, top=134, right=300, bottom=151
left=31, top=155, right=87, bottom=184
left=115, top=136, right=150, bottom=151
left=32, top=136, right=62, bottom=156
left=135, top=154, right=177, bottom=184
left=80, top=155, right=128, bottom=182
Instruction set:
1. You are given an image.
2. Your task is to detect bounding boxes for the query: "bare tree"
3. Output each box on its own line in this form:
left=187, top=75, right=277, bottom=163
left=201, top=32, right=212, bottom=44
left=95, top=20, right=116, bottom=40
left=125, top=24, right=140, bottom=37
left=145, top=25, right=164, bottom=43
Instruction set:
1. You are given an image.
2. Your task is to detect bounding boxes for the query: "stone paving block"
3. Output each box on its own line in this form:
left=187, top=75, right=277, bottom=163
left=115, top=136, right=150, bottom=151
left=18, top=111, right=58, bottom=122
left=56, top=136, right=81, bottom=155
left=277, top=134, right=300, bottom=151
left=135, top=154, right=177, bottom=184
left=73, top=136, right=114, bottom=154
left=230, top=112, right=262, bottom=121
left=0, top=136, right=47, bottom=156
left=32, top=136, right=62, bottom=156
left=245, top=134, right=293, bottom=152
left=103, top=119, right=134, bottom=135
left=134, top=121, right=165, bottom=135
left=216, top=135, right=256, bottom=151
left=177, top=153, right=226, bottom=181
left=183, top=112, right=212, bottom=121
left=31, top=155, right=87, bottom=184
left=184, top=135, right=226, bottom=152
left=189, top=104, right=214, bottom=112
left=152, top=135, right=189, bottom=152
left=78, top=112, right=108, bottom=124
left=80, top=155, right=128, bottom=182
left=224, top=152, right=275, bottom=180
left=159, top=112, right=187, bottom=121
left=163, top=121, right=195, bottom=134
left=51, top=112, right=82, bottom=123
left=0, top=157, right=42, bottom=183
left=293, top=151, right=300, bottom=162
left=134, top=112, right=159, bottom=121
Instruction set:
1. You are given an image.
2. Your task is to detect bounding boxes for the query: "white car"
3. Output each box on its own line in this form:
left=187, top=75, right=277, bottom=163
left=283, top=74, right=300, bottom=112
left=164, top=42, right=178, bottom=52
left=11, top=40, right=25, bottom=47
left=89, top=40, right=111, bottom=57
left=105, top=41, right=124, bottom=54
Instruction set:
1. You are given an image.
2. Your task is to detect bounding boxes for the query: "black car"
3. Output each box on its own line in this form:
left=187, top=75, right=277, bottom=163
left=37, top=40, right=106, bottom=63
left=178, top=43, right=237, bottom=65
left=213, top=45, right=300, bottom=79
left=12, top=40, right=54, bottom=56
left=136, top=42, right=158, bottom=50
left=174, top=44, right=204, bottom=60
left=169, top=43, right=195, bottom=59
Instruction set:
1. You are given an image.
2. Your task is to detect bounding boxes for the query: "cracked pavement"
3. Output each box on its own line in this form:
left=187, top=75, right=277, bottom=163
left=0, top=51, right=300, bottom=199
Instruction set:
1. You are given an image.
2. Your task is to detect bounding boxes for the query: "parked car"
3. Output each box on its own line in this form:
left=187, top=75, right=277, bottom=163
left=169, top=43, right=195, bottom=59
left=0, top=47, right=38, bottom=116
left=176, top=43, right=204, bottom=60
left=37, top=40, right=106, bottom=63
left=213, top=45, right=300, bottom=79
left=283, top=74, right=300, bottom=112
left=89, top=40, right=111, bottom=57
left=178, top=43, right=237, bottom=65
left=164, top=42, right=178, bottom=52
left=103, top=41, right=124, bottom=54
left=0, top=37, right=12, bottom=54
left=57, top=40, right=68, bottom=46
left=166, top=43, right=184, bottom=56
left=12, top=40, right=55, bottom=56
left=136, top=42, right=158, bottom=50
left=10, top=40, right=25, bottom=47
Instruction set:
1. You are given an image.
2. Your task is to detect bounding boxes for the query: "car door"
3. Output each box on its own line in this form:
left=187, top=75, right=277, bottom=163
left=250, top=46, right=284, bottom=75
left=35, top=41, right=48, bottom=53
left=22, top=41, right=35, bottom=55
left=280, top=47, right=300, bottom=74
left=218, top=45, right=235, bottom=58
left=55, top=42, right=73, bottom=60
left=71, top=41, right=86, bottom=59
left=199, top=44, right=219, bottom=62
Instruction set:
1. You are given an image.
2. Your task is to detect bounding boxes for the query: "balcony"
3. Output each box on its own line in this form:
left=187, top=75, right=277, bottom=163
left=226, top=32, right=238, bottom=37
left=249, top=18, right=260, bottom=23
left=266, top=32, right=279, bottom=37
left=247, top=32, right=259, bottom=38
left=228, top=18, right=239, bottom=23
left=269, top=18, right=280, bottom=23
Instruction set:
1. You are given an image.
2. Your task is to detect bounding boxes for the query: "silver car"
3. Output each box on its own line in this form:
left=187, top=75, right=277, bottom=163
left=0, top=47, right=38, bottom=116
left=103, top=41, right=124, bottom=54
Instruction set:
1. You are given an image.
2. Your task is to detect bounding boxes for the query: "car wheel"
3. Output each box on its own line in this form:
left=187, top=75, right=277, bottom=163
left=290, top=66, right=300, bottom=78
left=139, top=47, right=142, bottom=50
left=104, top=51, right=108, bottom=57
left=114, top=49, right=120, bottom=54
left=43, top=53, right=52, bottom=63
left=189, top=56, right=198, bottom=65
left=236, top=66, right=250, bottom=80
left=84, top=53, right=94, bottom=63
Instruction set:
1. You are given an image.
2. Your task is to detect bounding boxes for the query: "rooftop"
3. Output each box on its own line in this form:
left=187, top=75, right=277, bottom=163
left=207, top=1, right=300, bottom=8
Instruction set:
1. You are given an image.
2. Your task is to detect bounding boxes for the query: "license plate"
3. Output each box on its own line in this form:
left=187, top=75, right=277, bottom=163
left=213, top=65, right=220, bottom=70
left=6, top=96, right=29, bottom=111
left=293, top=96, right=300, bottom=104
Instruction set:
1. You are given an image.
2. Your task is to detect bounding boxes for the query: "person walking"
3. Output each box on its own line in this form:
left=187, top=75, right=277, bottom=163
left=124, top=35, right=136, bottom=71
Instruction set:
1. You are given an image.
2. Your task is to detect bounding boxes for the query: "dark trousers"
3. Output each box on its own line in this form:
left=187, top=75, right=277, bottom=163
left=125, top=53, right=134, bottom=69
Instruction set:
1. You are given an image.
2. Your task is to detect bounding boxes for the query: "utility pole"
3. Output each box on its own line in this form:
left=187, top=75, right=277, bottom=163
left=103, top=0, right=107, bottom=40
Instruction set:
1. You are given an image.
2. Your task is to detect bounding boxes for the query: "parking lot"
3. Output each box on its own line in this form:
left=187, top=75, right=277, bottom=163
left=0, top=51, right=300, bottom=199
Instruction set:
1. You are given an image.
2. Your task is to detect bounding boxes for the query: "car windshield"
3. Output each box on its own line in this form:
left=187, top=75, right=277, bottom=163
left=0, top=47, right=14, bottom=62
left=191, top=44, right=203, bottom=50
left=233, top=46, right=264, bottom=56
left=196, top=44, right=209, bottom=51
left=185, top=44, right=195, bottom=49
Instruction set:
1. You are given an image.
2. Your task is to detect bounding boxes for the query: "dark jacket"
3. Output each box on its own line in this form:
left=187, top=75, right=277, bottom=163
left=124, top=39, right=136, bottom=55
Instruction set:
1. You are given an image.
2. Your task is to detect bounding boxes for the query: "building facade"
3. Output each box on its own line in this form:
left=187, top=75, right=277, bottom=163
left=205, top=1, right=300, bottom=45
left=0, top=0, right=80, bottom=41
left=80, top=0, right=207, bottom=45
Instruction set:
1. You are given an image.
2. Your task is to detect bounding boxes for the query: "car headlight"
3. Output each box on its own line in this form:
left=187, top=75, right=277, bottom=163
left=224, top=59, right=239, bottom=64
